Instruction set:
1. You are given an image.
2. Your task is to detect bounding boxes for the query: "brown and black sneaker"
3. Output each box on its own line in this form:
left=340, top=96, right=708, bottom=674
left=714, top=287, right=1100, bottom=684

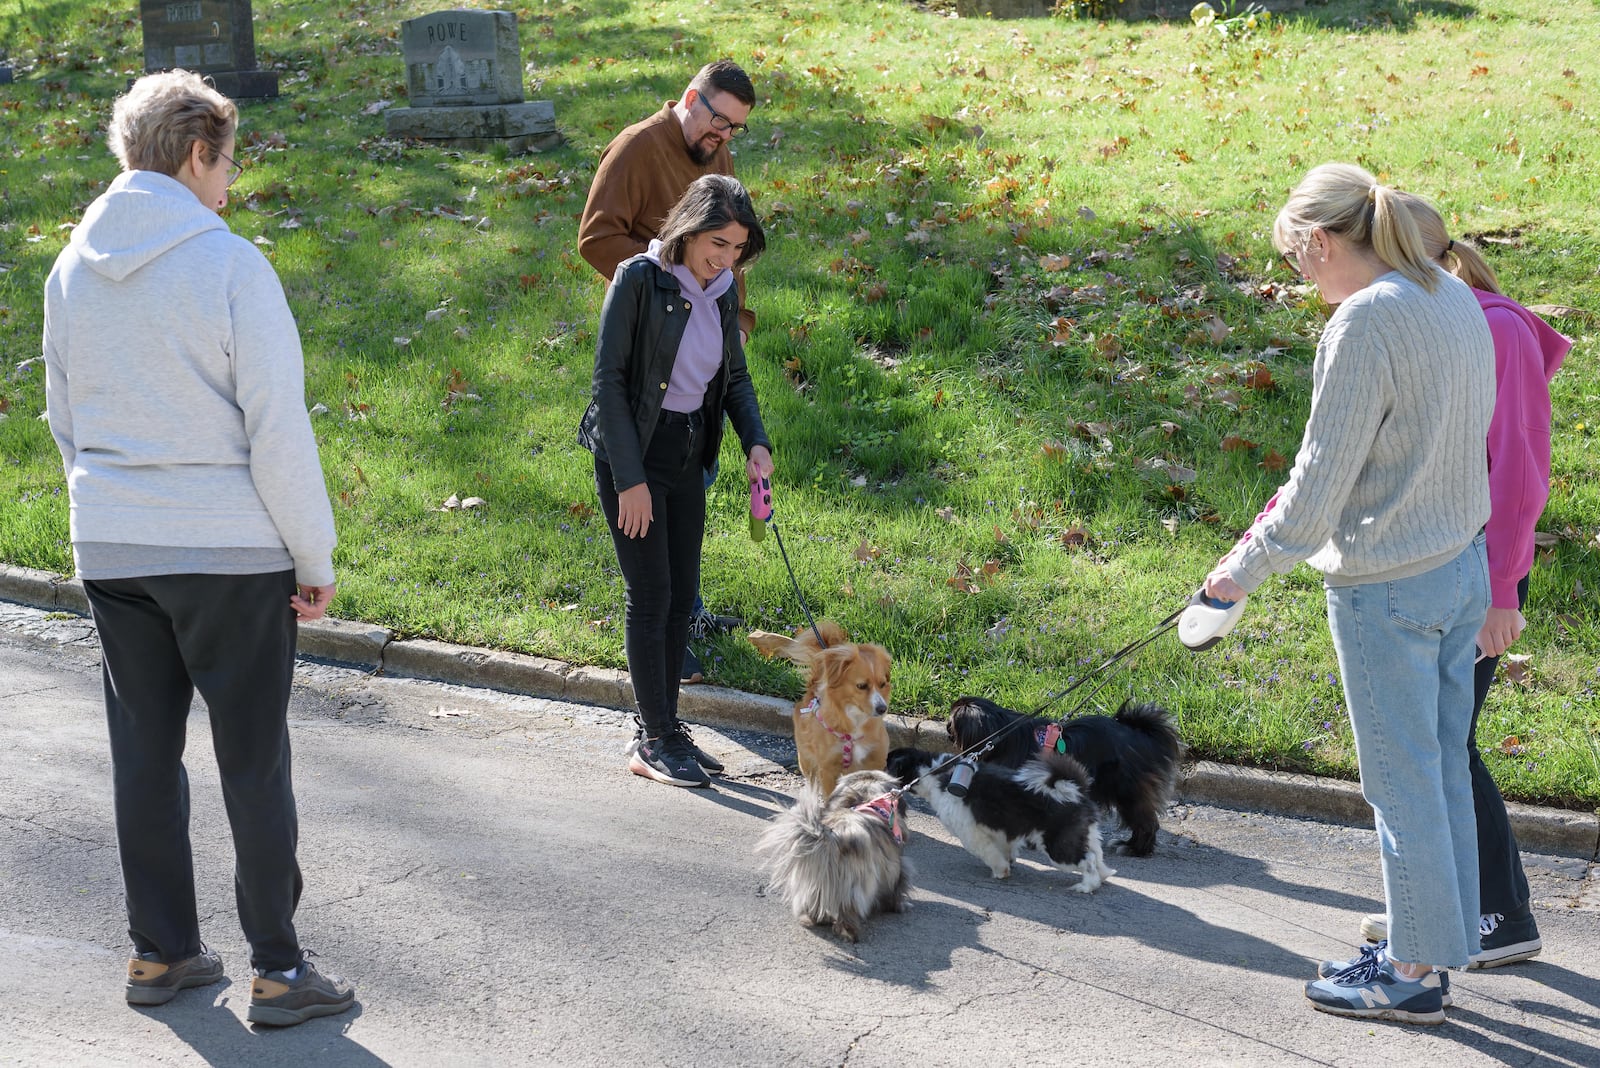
left=247, top=957, right=355, bottom=1027
left=125, top=945, right=225, bottom=1006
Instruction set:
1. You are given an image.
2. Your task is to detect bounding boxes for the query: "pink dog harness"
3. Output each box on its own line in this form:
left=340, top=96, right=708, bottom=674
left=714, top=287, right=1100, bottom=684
left=853, top=791, right=905, bottom=845
left=799, top=696, right=855, bottom=769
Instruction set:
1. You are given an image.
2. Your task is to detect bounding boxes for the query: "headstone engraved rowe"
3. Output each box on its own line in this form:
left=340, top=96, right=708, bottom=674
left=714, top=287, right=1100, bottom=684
left=384, top=10, right=560, bottom=153
left=140, top=0, right=278, bottom=98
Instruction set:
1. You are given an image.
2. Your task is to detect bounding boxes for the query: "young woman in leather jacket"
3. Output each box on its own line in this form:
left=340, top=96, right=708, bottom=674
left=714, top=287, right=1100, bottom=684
left=577, top=174, right=773, bottom=788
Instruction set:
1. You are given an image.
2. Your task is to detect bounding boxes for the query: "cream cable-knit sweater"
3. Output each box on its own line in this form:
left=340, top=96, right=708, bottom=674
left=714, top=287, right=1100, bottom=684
left=1228, top=269, right=1495, bottom=593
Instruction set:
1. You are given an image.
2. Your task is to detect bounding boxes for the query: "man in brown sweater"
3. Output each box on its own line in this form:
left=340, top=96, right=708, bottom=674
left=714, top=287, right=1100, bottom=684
left=579, top=60, right=756, bottom=340
left=577, top=59, right=758, bottom=688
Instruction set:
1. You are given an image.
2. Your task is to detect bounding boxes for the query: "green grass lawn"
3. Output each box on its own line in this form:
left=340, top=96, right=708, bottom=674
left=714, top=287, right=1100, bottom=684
left=2, top=0, right=1596, bottom=806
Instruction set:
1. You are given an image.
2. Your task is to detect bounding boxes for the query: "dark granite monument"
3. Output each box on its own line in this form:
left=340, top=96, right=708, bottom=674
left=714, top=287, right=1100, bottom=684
left=385, top=9, right=559, bottom=153
left=140, top=0, right=278, bottom=99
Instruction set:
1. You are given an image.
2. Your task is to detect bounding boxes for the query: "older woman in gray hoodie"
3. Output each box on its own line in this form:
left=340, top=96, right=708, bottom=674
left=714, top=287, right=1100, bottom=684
left=42, top=69, right=352, bottom=1027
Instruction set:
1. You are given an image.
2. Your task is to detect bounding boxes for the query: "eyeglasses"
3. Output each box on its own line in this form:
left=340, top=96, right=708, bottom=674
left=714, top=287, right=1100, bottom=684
left=219, top=151, right=244, bottom=188
left=696, top=93, right=748, bottom=137
left=1282, top=234, right=1315, bottom=274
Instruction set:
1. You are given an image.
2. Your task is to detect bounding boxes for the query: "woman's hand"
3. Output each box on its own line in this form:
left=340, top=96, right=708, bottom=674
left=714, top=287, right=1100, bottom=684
left=746, top=445, right=773, bottom=481
left=1477, top=606, right=1525, bottom=660
left=1202, top=563, right=1247, bottom=605
left=291, top=582, right=337, bottom=622
left=616, top=483, right=653, bottom=539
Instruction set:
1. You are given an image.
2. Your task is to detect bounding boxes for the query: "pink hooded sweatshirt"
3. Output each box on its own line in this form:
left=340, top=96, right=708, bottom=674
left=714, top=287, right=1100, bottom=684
left=1231, top=291, right=1569, bottom=609
left=1476, top=289, right=1571, bottom=608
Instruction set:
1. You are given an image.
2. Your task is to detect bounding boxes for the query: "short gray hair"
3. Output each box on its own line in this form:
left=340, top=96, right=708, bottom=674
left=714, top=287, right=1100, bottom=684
left=107, top=69, right=237, bottom=177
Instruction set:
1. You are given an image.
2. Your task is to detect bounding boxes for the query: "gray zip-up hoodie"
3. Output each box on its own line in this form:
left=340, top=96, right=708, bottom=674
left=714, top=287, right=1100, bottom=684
left=42, top=169, right=335, bottom=586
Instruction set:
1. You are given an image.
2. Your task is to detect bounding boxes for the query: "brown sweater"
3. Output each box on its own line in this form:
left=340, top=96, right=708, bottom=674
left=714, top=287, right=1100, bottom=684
left=578, top=103, right=754, bottom=336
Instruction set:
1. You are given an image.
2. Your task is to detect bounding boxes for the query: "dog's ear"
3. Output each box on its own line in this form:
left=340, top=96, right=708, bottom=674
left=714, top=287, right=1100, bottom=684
left=812, top=645, right=858, bottom=691
left=748, top=630, right=815, bottom=667
left=859, top=643, right=892, bottom=684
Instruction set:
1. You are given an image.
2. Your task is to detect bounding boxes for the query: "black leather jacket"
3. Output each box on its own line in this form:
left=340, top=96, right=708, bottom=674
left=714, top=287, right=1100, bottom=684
left=577, top=255, right=770, bottom=492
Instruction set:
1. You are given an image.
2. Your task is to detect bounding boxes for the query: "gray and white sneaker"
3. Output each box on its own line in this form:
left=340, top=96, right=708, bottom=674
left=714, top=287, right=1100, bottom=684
left=1317, top=941, right=1451, bottom=1006
left=1305, top=954, right=1445, bottom=1025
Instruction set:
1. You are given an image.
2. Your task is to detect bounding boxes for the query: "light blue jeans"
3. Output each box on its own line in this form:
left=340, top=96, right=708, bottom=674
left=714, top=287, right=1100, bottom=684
left=1325, top=533, right=1489, bottom=968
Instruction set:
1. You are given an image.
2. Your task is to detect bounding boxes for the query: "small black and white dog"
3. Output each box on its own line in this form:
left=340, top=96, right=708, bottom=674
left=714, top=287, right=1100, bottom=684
left=885, top=746, right=1113, bottom=892
left=946, top=696, right=1183, bottom=857
left=754, top=769, right=912, bottom=942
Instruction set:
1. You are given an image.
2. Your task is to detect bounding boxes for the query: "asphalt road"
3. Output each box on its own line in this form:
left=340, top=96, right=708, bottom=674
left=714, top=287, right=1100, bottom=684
left=3, top=604, right=1598, bottom=1067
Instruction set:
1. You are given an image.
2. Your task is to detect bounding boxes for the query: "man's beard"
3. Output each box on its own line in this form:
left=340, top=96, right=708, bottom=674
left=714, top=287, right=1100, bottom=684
left=687, top=136, right=719, bottom=165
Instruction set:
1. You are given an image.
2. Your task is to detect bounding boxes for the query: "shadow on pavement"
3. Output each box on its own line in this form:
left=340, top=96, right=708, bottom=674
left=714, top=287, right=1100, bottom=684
left=1433, top=1000, right=1600, bottom=1065
left=701, top=777, right=799, bottom=819
left=1116, top=828, right=1383, bottom=915
left=887, top=815, right=1361, bottom=982
left=148, top=998, right=387, bottom=1065
left=816, top=898, right=988, bottom=991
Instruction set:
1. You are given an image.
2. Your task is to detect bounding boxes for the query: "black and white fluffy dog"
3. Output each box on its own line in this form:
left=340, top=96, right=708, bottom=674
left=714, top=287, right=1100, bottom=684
left=946, top=696, right=1183, bottom=857
left=885, top=747, right=1113, bottom=892
left=754, top=769, right=912, bottom=942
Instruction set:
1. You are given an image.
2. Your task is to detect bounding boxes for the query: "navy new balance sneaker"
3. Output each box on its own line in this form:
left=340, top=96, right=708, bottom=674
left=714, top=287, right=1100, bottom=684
left=1305, top=952, right=1445, bottom=1025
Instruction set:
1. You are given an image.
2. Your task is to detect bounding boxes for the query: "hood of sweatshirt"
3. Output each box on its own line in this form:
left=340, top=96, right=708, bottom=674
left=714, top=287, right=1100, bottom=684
left=68, top=169, right=226, bottom=282
left=644, top=237, right=735, bottom=302
left=1475, top=288, right=1572, bottom=382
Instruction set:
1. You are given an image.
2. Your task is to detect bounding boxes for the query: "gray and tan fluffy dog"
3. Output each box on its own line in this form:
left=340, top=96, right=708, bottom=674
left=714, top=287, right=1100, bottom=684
left=754, top=769, right=912, bottom=942
left=886, top=746, right=1113, bottom=892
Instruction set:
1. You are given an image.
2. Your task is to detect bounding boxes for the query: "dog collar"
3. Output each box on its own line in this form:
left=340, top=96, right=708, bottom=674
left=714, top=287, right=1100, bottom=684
left=799, top=696, right=855, bottom=769
left=1034, top=723, right=1064, bottom=754
left=854, top=791, right=904, bottom=844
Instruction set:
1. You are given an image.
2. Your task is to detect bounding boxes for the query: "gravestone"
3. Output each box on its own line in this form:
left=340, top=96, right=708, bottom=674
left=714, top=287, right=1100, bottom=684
left=140, top=0, right=278, bottom=98
left=384, top=9, right=560, bottom=154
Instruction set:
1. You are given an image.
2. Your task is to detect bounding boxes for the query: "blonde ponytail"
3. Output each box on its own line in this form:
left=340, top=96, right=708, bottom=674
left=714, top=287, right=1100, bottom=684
left=1391, top=190, right=1504, bottom=296
left=1368, top=186, right=1440, bottom=292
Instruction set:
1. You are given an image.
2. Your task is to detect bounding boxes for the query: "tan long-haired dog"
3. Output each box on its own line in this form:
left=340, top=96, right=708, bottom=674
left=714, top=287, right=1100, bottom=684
left=749, top=620, right=892, bottom=796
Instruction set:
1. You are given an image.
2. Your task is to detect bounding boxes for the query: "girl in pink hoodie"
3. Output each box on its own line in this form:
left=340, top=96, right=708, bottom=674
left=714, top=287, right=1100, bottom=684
left=1373, top=194, right=1572, bottom=966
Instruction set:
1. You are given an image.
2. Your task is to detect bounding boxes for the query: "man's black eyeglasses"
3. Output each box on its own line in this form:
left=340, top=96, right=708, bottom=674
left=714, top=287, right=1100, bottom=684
left=696, top=93, right=748, bottom=137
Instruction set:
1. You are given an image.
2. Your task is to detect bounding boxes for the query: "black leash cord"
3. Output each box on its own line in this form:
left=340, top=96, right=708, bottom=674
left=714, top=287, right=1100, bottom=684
left=764, top=509, right=1185, bottom=780
left=944, top=606, right=1188, bottom=768
left=769, top=519, right=827, bottom=650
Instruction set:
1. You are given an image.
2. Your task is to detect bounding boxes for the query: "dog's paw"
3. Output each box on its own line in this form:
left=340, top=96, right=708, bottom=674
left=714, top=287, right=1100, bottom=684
left=989, top=866, right=1012, bottom=879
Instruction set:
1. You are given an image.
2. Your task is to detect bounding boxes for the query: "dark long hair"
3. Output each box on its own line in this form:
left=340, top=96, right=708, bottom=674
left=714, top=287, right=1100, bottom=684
left=656, top=174, right=766, bottom=269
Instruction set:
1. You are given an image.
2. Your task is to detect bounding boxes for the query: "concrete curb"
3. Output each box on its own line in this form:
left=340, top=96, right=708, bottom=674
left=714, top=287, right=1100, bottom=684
left=4, top=563, right=1596, bottom=858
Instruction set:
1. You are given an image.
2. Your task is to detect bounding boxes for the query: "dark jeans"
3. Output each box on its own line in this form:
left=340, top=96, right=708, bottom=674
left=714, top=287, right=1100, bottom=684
left=596, top=411, right=707, bottom=735
left=1470, top=574, right=1532, bottom=918
left=84, top=571, right=304, bottom=972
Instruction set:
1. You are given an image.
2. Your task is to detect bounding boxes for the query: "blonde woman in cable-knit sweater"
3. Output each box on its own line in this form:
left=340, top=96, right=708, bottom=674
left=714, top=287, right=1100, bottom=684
left=1203, top=164, right=1494, bottom=1025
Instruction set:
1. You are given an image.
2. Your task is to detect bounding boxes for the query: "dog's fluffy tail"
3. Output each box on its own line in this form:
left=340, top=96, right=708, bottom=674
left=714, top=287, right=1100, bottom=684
left=1114, top=699, right=1185, bottom=762
left=1014, top=749, right=1093, bottom=806
left=754, top=787, right=893, bottom=931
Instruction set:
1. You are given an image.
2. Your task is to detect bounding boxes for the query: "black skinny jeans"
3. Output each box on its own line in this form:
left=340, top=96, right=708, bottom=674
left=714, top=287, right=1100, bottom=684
left=596, top=411, right=707, bottom=736
left=84, top=571, right=304, bottom=972
left=1470, top=573, right=1532, bottom=918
